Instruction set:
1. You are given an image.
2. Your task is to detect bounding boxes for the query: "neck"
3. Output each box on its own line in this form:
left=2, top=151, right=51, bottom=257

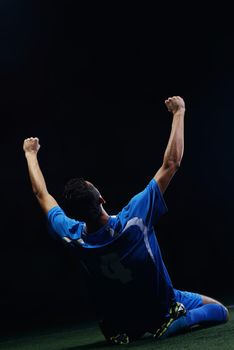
left=86, top=208, right=109, bottom=234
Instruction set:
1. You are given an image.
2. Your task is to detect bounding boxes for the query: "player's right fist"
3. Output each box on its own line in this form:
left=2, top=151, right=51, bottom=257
left=165, top=96, right=185, bottom=114
left=23, top=137, right=41, bottom=154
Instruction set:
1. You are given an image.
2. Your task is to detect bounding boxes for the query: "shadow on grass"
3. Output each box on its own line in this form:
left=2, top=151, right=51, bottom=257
left=62, top=317, right=233, bottom=350
left=63, top=334, right=157, bottom=350
left=63, top=340, right=108, bottom=349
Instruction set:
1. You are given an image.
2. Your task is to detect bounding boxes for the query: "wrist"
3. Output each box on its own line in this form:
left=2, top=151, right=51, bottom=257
left=25, top=151, right=38, bottom=159
left=173, top=107, right=185, bottom=117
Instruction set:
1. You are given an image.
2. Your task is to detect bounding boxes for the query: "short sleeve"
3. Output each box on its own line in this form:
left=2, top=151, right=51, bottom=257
left=118, top=179, right=168, bottom=228
left=47, top=206, right=84, bottom=241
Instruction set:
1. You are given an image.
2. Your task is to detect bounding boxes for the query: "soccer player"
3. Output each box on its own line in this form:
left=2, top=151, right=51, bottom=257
left=23, top=96, right=228, bottom=345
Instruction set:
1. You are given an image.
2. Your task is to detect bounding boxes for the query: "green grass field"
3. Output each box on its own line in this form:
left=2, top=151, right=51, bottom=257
left=1, top=308, right=234, bottom=350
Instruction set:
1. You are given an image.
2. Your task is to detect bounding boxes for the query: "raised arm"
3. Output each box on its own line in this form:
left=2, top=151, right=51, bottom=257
left=23, top=137, right=58, bottom=214
left=154, top=96, right=185, bottom=194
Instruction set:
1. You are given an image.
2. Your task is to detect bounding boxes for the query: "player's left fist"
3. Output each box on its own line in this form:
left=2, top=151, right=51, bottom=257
left=165, top=96, right=185, bottom=114
left=23, top=137, right=41, bottom=154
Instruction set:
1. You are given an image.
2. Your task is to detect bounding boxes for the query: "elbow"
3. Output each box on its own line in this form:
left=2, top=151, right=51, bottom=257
left=33, top=189, right=42, bottom=199
left=32, top=187, right=46, bottom=199
left=174, top=160, right=181, bottom=170
left=163, top=159, right=181, bottom=172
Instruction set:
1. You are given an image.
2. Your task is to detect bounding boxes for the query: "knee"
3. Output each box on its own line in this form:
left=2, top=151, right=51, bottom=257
left=223, top=306, right=229, bottom=322
left=201, top=295, right=223, bottom=306
left=215, top=304, right=229, bottom=323
left=201, top=295, right=229, bottom=320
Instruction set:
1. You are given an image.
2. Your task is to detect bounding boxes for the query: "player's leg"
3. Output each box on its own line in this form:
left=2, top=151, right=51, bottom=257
left=201, top=294, right=226, bottom=306
left=194, top=293, right=229, bottom=322
left=156, top=290, right=228, bottom=339
left=175, top=290, right=229, bottom=322
left=174, top=289, right=228, bottom=315
left=182, top=292, right=229, bottom=330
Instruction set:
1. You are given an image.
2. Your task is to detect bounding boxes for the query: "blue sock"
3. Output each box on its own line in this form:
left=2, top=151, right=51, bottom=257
left=160, top=316, right=189, bottom=338
left=160, top=304, right=228, bottom=339
left=186, top=304, right=228, bottom=327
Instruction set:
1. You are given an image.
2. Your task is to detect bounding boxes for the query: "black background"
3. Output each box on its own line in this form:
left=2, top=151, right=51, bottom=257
left=1, top=2, right=234, bottom=332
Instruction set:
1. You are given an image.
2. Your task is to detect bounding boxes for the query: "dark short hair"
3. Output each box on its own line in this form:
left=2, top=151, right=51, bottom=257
left=62, top=178, right=101, bottom=222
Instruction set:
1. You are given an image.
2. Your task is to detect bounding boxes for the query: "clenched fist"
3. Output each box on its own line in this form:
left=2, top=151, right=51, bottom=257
left=165, top=96, right=185, bottom=114
left=23, top=137, right=41, bottom=154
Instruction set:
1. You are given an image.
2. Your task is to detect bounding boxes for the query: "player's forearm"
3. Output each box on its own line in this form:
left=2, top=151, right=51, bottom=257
left=25, top=152, right=48, bottom=198
left=163, top=109, right=185, bottom=167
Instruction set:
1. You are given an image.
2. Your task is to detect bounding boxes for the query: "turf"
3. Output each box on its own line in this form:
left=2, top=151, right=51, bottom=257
left=0, top=309, right=234, bottom=350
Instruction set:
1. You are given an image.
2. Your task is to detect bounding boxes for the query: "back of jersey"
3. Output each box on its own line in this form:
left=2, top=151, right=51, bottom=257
left=78, top=215, right=175, bottom=335
left=47, top=178, right=176, bottom=335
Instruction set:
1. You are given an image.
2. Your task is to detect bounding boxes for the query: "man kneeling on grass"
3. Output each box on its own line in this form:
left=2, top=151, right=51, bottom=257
left=23, top=96, right=228, bottom=345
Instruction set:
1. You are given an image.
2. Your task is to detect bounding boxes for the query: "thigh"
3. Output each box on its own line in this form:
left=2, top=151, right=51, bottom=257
left=201, top=294, right=224, bottom=306
left=174, top=289, right=203, bottom=310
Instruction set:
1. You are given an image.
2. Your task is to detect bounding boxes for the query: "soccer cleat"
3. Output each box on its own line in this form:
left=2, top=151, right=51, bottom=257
left=154, top=302, right=187, bottom=339
left=98, top=319, right=130, bottom=345
left=109, top=333, right=130, bottom=345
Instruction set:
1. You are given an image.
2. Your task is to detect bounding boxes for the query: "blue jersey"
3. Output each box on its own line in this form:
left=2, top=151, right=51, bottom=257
left=47, top=179, right=175, bottom=333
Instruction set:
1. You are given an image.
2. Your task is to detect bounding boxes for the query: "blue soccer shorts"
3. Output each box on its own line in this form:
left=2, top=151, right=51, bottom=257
left=174, top=289, right=203, bottom=310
